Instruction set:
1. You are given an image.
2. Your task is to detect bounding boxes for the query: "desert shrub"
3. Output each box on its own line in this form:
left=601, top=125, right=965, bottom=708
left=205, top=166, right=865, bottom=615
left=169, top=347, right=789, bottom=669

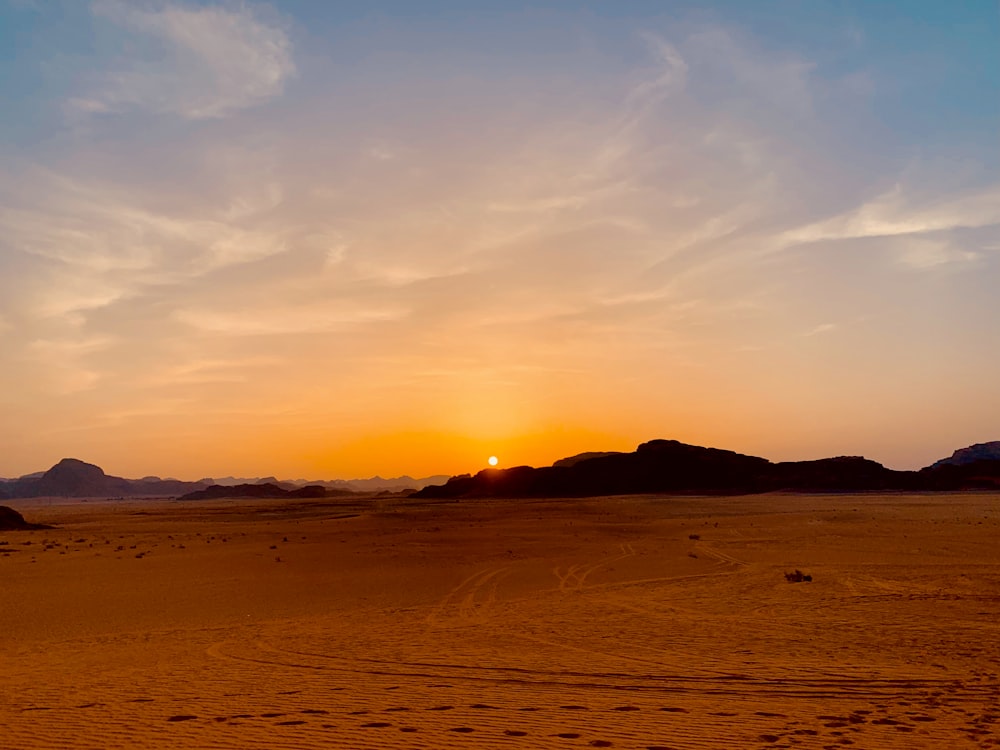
left=688, top=534, right=700, bottom=540
left=784, top=569, right=812, bottom=583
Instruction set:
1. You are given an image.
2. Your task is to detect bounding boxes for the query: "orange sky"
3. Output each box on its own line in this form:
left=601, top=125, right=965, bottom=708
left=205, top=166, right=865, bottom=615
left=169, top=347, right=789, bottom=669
left=1, top=1, right=998, bottom=480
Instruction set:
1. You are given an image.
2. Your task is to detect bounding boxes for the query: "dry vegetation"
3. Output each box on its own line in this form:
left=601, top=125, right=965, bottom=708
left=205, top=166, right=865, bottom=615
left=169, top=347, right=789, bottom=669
left=1, top=492, right=999, bottom=749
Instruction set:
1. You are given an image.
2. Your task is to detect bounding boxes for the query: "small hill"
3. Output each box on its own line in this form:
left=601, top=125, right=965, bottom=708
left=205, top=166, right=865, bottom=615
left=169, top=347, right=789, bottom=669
left=0, top=505, right=51, bottom=530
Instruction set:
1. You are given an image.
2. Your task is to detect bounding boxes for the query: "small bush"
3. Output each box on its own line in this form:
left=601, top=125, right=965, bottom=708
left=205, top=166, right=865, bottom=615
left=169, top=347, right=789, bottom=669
left=688, top=534, right=700, bottom=541
left=784, top=569, right=812, bottom=583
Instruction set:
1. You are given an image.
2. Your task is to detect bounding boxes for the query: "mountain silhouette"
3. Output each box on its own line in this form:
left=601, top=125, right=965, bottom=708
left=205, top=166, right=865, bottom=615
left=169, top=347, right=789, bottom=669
left=415, top=439, right=1000, bottom=498
left=4, top=441, right=1000, bottom=500
left=4, top=459, right=208, bottom=498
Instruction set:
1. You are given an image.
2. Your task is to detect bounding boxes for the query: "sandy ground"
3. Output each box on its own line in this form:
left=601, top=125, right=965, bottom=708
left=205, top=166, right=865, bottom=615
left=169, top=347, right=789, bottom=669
left=1, top=492, right=999, bottom=750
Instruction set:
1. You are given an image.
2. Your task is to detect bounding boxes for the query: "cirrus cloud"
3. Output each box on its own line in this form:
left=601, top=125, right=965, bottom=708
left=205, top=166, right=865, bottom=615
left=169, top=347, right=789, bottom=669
left=72, top=0, right=294, bottom=119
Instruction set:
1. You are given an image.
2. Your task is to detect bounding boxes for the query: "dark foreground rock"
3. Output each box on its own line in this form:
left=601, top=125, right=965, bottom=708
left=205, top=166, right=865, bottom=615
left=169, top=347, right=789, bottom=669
left=0, top=505, right=51, bottom=530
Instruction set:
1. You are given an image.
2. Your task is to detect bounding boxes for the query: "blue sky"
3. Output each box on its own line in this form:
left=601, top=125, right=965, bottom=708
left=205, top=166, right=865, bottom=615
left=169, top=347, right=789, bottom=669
left=0, top=0, right=998, bottom=479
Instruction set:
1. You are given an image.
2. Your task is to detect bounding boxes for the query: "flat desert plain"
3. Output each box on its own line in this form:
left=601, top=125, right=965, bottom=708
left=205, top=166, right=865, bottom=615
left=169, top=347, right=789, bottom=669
left=2, top=493, right=999, bottom=749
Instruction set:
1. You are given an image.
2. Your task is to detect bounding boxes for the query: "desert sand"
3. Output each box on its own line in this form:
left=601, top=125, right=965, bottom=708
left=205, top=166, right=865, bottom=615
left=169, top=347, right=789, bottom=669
left=1, top=492, right=998, bottom=749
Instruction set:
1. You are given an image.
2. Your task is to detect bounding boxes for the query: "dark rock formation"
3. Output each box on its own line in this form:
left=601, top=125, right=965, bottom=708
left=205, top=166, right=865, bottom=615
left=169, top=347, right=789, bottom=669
left=416, top=440, right=778, bottom=498
left=414, top=439, right=947, bottom=499
left=552, top=451, right=624, bottom=468
left=177, top=483, right=354, bottom=501
left=766, top=456, right=908, bottom=492
left=931, top=441, right=1000, bottom=468
left=918, top=458, right=1000, bottom=490
left=0, top=505, right=51, bottom=530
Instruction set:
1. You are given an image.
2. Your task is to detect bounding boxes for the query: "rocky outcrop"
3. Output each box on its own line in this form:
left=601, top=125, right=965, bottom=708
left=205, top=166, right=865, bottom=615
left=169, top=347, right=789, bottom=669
left=931, top=442, right=1000, bottom=468
left=918, top=459, right=1000, bottom=490
left=416, top=440, right=778, bottom=498
left=177, top=483, right=354, bottom=501
left=414, top=439, right=937, bottom=498
left=0, top=505, right=51, bottom=530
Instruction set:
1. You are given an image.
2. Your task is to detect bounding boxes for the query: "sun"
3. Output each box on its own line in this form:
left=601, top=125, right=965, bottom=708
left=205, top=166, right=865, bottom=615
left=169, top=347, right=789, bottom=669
left=488, top=455, right=498, bottom=466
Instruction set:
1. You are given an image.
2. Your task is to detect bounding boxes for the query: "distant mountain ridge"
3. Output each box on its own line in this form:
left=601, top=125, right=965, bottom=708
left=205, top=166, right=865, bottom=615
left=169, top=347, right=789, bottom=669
left=0, top=459, right=449, bottom=499
left=0, top=459, right=208, bottom=499
left=415, top=439, right=1000, bottom=498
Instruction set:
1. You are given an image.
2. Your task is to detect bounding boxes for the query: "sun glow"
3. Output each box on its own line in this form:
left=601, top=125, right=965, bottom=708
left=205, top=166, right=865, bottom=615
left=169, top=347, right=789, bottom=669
left=488, top=456, right=499, bottom=466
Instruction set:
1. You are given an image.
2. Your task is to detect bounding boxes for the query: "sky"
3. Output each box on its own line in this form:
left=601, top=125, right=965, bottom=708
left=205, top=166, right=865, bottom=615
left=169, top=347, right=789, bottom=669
left=1, top=0, right=998, bottom=481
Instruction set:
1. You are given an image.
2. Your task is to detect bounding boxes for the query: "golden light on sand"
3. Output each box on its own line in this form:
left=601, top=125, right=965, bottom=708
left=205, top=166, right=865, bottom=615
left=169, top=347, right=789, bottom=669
left=488, top=455, right=498, bottom=466
left=4, top=493, right=999, bottom=748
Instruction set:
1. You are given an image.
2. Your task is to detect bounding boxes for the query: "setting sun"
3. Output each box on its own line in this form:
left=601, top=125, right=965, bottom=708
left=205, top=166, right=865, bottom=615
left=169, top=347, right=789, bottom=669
left=488, top=456, right=499, bottom=467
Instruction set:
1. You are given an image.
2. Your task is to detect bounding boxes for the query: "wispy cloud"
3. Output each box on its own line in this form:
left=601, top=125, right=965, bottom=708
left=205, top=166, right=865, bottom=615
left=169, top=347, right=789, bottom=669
left=27, top=335, right=115, bottom=393
left=174, top=303, right=409, bottom=336
left=0, top=168, right=292, bottom=320
left=803, top=322, right=837, bottom=337
left=785, top=184, right=1000, bottom=244
left=73, top=0, right=294, bottom=118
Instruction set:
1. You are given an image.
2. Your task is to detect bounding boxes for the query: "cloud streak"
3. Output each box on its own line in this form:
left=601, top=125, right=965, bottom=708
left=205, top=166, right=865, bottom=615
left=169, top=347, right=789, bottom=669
left=74, top=0, right=294, bottom=118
